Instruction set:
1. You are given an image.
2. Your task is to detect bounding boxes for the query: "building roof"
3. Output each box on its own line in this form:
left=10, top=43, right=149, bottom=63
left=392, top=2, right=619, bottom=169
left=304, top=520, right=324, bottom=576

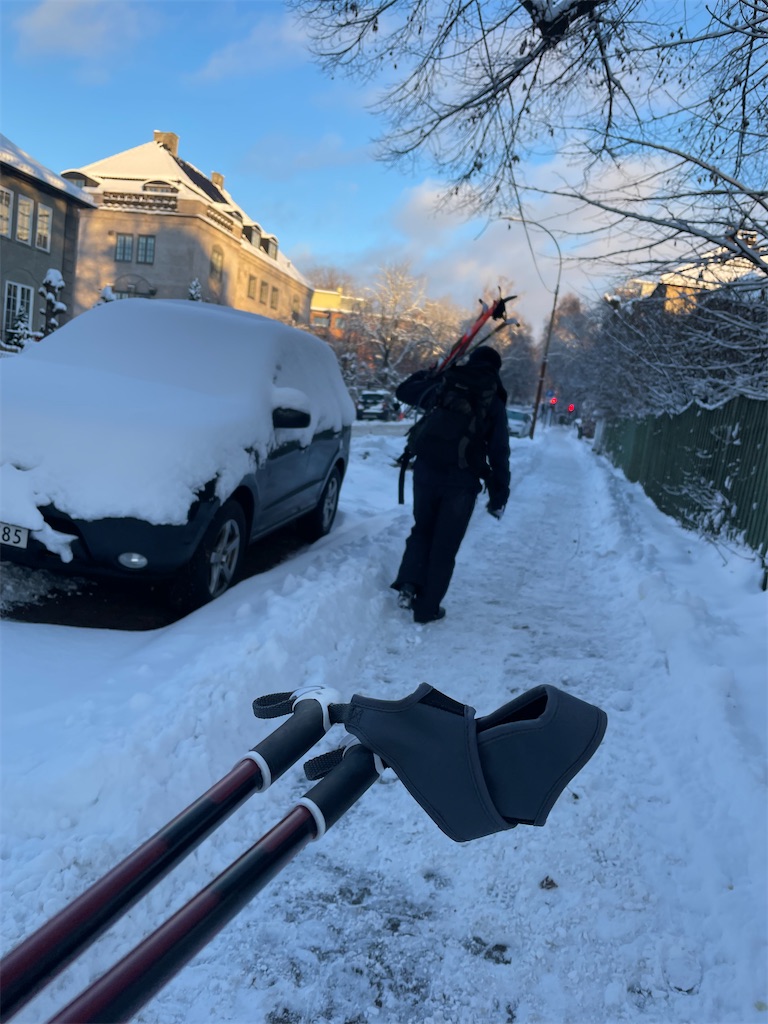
left=62, top=132, right=310, bottom=288
left=0, top=134, right=95, bottom=206
left=66, top=138, right=225, bottom=206
left=658, top=235, right=765, bottom=292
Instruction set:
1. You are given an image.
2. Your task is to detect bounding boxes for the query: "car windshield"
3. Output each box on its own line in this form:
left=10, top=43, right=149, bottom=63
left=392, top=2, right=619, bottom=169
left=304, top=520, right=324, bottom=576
left=508, top=411, right=529, bottom=420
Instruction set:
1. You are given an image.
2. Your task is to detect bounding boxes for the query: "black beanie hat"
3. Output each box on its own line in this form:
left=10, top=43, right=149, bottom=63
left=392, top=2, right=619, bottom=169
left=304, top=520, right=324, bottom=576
left=468, top=345, right=502, bottom=370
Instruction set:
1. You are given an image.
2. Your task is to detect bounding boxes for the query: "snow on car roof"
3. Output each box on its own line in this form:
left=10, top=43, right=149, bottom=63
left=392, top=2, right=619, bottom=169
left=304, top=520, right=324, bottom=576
left=0, top=301, right=354, bottom=540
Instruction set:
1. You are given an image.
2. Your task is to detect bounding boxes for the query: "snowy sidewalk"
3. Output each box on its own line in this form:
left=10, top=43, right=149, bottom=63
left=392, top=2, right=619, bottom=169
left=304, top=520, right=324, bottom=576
left=1, top=429, right=765, bottom=1023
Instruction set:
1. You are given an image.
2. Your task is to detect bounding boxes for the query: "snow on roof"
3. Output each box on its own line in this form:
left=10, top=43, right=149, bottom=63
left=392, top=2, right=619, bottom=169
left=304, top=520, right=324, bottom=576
left=659, top=245, right=763, bottom=291
left=65, top=135, right=311, bottom=287
left=0, top=134, right=95, bottom=206
left=66, top=140, right=206, bottom=201
left=0, top=300, right=354, bottom=537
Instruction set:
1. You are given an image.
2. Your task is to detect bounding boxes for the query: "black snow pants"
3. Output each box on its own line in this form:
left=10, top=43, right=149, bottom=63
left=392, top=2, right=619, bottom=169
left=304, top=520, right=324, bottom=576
left=392, top=475, right=477, bottom=620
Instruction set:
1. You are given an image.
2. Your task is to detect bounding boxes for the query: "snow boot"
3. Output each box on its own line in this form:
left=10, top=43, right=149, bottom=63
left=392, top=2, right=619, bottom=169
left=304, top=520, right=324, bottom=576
left=414, top=606, right=446, bottom=624
left=397, top=584, right=417, bottom=611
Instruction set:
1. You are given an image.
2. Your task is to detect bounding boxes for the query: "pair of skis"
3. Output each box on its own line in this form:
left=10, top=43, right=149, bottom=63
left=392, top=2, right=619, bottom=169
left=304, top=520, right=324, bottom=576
left=434, top=292, right=517, bottom=374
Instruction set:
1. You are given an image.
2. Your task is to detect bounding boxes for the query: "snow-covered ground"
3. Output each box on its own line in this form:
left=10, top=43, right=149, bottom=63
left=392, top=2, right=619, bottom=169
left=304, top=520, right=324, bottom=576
left=1, top=424, right=766, bottom=1024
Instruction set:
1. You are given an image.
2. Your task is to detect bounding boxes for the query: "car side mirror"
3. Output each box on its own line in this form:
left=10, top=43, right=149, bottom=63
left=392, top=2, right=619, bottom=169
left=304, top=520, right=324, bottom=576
left=272, top=407, right=311, bottom=429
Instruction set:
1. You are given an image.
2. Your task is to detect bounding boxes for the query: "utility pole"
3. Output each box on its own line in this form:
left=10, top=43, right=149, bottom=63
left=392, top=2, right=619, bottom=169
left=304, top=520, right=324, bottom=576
left=500, top=218, right=563, bottom=439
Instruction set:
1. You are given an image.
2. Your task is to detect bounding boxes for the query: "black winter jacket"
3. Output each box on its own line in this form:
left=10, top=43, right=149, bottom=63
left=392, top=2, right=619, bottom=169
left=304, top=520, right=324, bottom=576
left=396, top=365, right=511, bottom=509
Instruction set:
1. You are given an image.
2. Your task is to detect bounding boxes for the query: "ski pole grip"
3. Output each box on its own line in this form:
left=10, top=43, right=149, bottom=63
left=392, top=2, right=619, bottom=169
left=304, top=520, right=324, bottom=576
left=298, top=745, right=380, bottom=837
left=245, top=697, right=329, bottom=790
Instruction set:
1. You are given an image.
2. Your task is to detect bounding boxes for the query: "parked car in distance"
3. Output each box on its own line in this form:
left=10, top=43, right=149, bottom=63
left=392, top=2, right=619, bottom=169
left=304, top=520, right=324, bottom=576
left=356, top=389, right=398, bottom=421
left=0, top=300, right=355, bottom=608
left=506, top=406, right=533, bottom=438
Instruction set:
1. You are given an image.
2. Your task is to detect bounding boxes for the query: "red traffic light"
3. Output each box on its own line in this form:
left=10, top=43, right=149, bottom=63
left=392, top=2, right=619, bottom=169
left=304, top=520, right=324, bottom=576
left=549, top=396, right=558, bottom=405
left=568, top=404, right=575, bottom=413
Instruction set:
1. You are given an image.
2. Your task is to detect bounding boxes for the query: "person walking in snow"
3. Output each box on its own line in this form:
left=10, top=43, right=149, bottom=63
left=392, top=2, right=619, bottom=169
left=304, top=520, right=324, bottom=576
left=391, top=345, right=510, bottom=623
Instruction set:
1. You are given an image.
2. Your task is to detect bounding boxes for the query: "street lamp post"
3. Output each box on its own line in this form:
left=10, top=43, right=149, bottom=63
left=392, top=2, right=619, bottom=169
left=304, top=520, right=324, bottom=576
left=500, top=218, right=563, bottom=439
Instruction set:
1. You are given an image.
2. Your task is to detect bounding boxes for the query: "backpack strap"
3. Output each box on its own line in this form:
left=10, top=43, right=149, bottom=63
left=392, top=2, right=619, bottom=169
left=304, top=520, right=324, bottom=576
left=397, top=446, right=411, bottom=505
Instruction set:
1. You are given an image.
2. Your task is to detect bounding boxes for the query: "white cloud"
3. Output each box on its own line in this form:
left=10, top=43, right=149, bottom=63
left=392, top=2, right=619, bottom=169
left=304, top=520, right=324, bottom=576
left=238, top=132, right=373, bottom=181
left=13, top=0, right=146, bottom=61
left=191, top=13, right=309, bottom=80
left=365, top=152, right=682, bottom=330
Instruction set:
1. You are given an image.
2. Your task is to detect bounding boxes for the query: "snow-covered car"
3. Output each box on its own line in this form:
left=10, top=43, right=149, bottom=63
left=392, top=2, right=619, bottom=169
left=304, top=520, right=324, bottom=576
left=0, top=300, right=354, bottom=606
left=506, top=406, right=532, bottom=438
left=356, top=389, right=397, bottom=421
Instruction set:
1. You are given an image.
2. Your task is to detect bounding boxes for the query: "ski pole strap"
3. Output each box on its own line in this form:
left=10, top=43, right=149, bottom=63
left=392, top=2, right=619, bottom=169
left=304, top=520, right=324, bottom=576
left=397, top=447, right=411, bottom=504
left=252, top=692, right=295, bottom=718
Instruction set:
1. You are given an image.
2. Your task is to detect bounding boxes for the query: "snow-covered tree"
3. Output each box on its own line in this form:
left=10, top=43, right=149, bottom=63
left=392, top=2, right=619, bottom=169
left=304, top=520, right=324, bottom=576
left=1, top=311, right=39, bottom=354
left=94, top=285, right=116, bottom=307
left=188, top=278, right=202, bottom=301
left=341, top=263, right=434, bottom=390
left=562, top=276, right=768, bottom=421
left=37, top=269, right=67, bottom=338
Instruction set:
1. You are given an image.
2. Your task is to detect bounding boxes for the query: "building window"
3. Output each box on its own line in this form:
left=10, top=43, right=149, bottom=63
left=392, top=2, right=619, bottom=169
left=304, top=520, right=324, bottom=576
left=210, top=247, right=223, bottom=282
left=35, top=204, right=52, bottom=251
left=136, top=235, right=155, bottom=264
left=260, top=237, right=278, bottom=259
left=311, top=312, right=330, bottom=328
left=16, top=196, right=33, bottom=245
left=259, top=280, right=269, bottom=305
left=115, top=234, right=133, bottom=261
left=247, top=275, right=257, bottom=300
left=270, top=287, right=279, bottom=310
left=3, top=281, right=34, bottom=340
left=0, top=188, right=12, bottom=237
left=143, top=181, right=177, bottom=194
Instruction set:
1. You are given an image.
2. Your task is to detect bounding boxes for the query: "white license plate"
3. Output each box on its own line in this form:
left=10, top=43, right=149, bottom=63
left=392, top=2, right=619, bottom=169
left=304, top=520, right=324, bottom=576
left=0, top=522, right=29, bottom=549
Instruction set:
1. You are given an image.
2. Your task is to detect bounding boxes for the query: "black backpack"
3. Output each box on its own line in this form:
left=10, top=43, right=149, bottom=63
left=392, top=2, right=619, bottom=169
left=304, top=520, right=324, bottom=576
left=406, top=364, right=497, bottom=477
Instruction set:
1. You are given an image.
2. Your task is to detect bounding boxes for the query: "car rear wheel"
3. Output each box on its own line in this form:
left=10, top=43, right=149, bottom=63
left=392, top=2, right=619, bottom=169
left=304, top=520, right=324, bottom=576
left=184, top=499, right=247, bottom=607
left=299, top=467, right=341, bottom=542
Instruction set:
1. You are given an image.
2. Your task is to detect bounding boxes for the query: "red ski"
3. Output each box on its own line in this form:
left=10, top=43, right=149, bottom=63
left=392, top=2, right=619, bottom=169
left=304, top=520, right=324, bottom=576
left=435, top=293, right=516, bottom=373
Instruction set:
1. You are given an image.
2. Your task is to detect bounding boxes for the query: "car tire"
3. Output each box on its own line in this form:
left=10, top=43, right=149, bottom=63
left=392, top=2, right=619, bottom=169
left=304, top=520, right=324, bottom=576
left=183, top=499, right=247, bottom=607
left=299, top=467, right=341, bottom=542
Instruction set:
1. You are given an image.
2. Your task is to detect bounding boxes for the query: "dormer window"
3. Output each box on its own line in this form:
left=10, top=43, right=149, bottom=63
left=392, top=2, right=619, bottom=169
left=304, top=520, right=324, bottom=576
left=61, top=171, right=99, bottom=188
left=143, top=181, right=178, bottom=194
left=260, top=236, right=278, bottom=259
left=244, top=225, right=262, bottom=247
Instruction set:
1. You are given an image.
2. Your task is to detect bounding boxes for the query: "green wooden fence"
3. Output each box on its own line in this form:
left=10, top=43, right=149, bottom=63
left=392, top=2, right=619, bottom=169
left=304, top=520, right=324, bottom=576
left=599, top=397, right=768, bottom=564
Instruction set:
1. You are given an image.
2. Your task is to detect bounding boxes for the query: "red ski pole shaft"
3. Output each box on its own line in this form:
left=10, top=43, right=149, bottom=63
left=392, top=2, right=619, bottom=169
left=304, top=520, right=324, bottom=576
left=0, top=694, right=334, bottom=1023
left=45, top=745, right=380, bottom=1024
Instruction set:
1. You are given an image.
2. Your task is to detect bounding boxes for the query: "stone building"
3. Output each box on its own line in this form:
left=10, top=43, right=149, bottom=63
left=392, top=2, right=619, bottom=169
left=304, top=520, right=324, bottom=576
left=1, top=134, right=94, bottom=345
left=61, top=131, right=312, bottom=321
left=309, top=287, right=365, bottom=339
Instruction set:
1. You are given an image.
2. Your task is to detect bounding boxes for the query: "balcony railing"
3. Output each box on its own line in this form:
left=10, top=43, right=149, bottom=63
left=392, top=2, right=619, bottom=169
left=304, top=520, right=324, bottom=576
left=101, top=192, right=178, bottom=212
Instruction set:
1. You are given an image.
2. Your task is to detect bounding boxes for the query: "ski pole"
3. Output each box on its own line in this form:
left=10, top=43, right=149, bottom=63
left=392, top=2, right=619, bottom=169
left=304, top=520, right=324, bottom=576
left=0, top=687, right=339, bottom=1023
left=44, top=744, right=381, bottom=1024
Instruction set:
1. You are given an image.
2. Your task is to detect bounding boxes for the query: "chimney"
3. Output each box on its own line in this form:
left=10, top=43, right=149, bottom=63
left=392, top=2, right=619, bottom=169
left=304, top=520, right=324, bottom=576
left=153, top=131, right=179, bottom=156
left=211, top=172, right=224, bottom=190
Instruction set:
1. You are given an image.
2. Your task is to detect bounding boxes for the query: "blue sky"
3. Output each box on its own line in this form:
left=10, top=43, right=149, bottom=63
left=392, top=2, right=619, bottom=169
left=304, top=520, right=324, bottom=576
left=0, top=0, right=605, bottom=331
